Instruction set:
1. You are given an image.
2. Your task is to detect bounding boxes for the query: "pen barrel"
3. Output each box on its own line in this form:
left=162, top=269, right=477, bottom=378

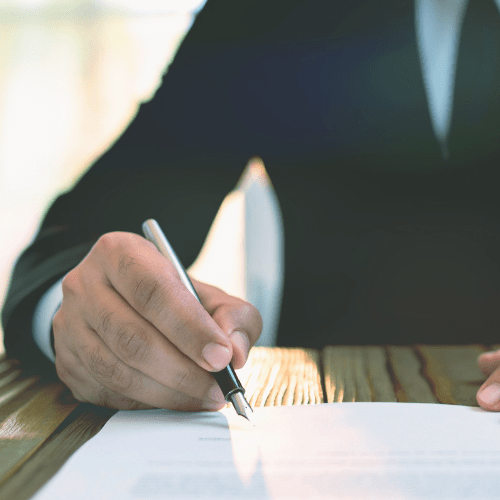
left=213, top=368, right=245, bottom=401
left=142, top=218, right=249, bottom=409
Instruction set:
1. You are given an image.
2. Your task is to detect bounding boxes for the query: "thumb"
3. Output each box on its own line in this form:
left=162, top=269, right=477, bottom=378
left=193, top=280, right=262, bottom=369
left=477, top=366, right=500, bottom=411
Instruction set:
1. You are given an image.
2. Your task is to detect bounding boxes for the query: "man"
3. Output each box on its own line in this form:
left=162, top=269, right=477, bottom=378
left=3, top=0, right=500, bottom=411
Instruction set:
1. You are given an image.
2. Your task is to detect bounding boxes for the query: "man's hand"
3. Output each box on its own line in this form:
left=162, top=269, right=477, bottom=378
left=477, top=350, right=500, bottom=411
left=53, top=232, right=262, bottom=411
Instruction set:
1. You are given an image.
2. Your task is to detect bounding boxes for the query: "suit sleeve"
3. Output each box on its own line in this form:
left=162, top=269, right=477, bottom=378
left=1, top=0, right=279, bottom=372
left=1, top=96, right=245, bottom=374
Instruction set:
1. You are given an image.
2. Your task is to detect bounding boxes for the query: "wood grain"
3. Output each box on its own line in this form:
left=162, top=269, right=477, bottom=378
left=0, top=345, right=490, bottom=500
left=322, top=346, right=397, bottom=403
left=0, top=347, right=323, bottom=499
left=236, top=347, right=323, bottom=406
left=387, top=346, right=438, bottom=403
left=0, top=360, right=39, bottom=411
left=0, top=381, right=78, bottom=490
left=0, top=357, right=20, bottom=379
left=0, top=404, right=115, bottom=500
left=416, top=345, right=486, bottom=406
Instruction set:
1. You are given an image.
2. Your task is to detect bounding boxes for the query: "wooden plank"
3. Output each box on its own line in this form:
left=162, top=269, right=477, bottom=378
left=387, top=346, right=438, bottom=403
left=0, top=367, right=25, bottom=391
left=0, top=347, right=321, bottom=500
left=236, top=347, right=323, bottom=406
left=416, top=345, right=486, bottom=406
left=0, top=404, right=115, bottom=500
left=0, top=375, right=40, bottom=414
left=0, top=346, right=322, bottom=497
left=0, top=381, right=78, bottom=488
left=322, top=346, right=397, bottom=403
left=0, top=358, right=20, bottom=378
left=365, top=347, right=397, bottom=402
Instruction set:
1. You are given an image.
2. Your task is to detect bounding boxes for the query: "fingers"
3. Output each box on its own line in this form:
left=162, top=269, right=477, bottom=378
left=54, top=310, right=225, bottom=411
left=81, top=335, right=223, bottom=411
left=477, top=372, right=500, bottom=411
left=477, top=350, right=500, bottom=411
left=55, top=231, right=263, bottom=411
left=194, top=280, right=263, bottom=369
left=477, top=350, right=500, bottom=376
left=93, top=233, right=234, bottom=372
left=56, top=350, right=153, bottom=410
left=83, top=283, right=226, bottom=404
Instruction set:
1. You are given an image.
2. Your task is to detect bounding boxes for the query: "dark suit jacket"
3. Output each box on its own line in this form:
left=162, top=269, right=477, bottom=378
left=4, top=0, right=500, bottom=373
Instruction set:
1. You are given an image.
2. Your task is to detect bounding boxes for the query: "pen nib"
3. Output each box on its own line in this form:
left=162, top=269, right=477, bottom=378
left=230, top=392, right=255, bottom=426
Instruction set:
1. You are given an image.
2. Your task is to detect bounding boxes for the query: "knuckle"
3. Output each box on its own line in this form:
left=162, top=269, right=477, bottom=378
left=52, top=309, right=64, bottom=334
left=249, top=304, right=263, bottom=338
left=171, top=367, right=198, bottom=394
left=118, top=253, right=139, bottom=277
left=96, top=308, right=114, bottom=337
left=115, top=239, right=147, bottom=277
left=88, top=348, right=134, bottom=393
left=133, top=275, right=168, bottom=315
left=87, top=347, right=109, bottom=378
left=96, top=232, right=137, bottom=266
left=115, top=323, right=150, bottom=363
left=52, top=310, right=68, bottom=351
left=226, top=300, right=263, bottom=343
left=61, top=270, right=80, bottom=297
left=95, top=232, right=119, bottom=254
left=240, top=301, right=261, bottom=323
left=96, top=386, right=112, bottom=407
left=109, top=364, right=135, bottom=393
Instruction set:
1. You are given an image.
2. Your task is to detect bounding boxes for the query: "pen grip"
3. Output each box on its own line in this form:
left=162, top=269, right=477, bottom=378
left=212, top=368, right=244, bottom=400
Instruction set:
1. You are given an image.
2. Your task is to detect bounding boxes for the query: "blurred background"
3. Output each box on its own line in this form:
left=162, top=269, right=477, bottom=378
left=0, top=0, right=205, bottom=352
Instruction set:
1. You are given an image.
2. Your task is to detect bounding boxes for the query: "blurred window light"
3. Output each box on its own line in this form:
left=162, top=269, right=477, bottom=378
left=0, top=0, right=207, bottom=351
left=96, top=0, right=207, bottom=15
left=0, top=0, right=206, bottom=15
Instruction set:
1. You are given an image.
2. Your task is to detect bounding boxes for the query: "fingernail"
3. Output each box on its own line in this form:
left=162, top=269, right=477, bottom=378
left=208, top=385, right=226, bottom=404
left=230, top=331, right=249, bottom=359
left=202, top=343, right=231, bottom=371
left=479, top=383, right=500, bottom=406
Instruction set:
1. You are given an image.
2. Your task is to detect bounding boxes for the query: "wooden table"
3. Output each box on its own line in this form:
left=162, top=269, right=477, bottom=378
left=0, top=345, right=493, bottom=500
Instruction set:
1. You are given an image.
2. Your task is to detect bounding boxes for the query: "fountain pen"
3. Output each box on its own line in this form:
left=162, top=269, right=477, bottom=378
left=142, top=219, right=254, bottom=424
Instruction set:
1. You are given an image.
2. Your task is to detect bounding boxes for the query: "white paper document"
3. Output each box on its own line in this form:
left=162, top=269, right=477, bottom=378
left=33, top=403, right=500, bottom=499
